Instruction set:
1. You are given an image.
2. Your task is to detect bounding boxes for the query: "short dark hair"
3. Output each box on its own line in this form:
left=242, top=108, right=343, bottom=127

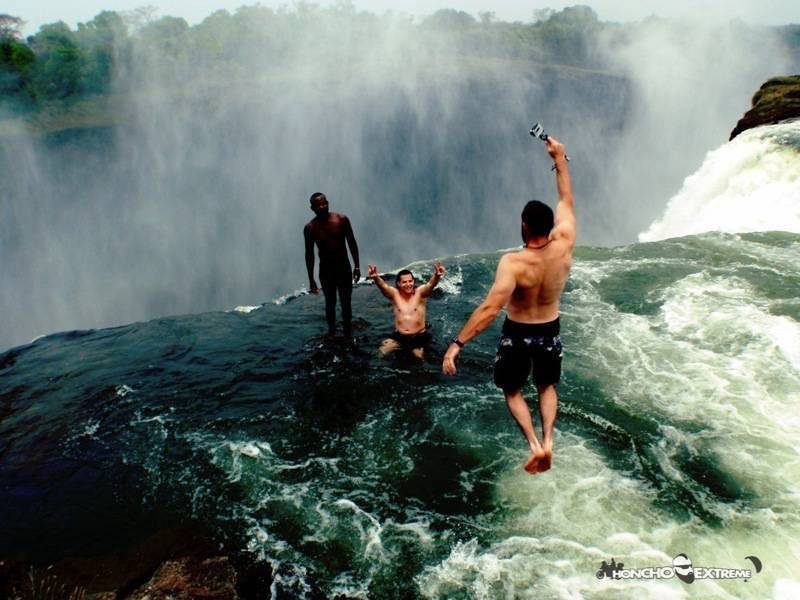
left=395, top=269, right=414, bottom=286
left=522, top=200, right=554, bottom=238
left=309, top=192, right=326, bottom=204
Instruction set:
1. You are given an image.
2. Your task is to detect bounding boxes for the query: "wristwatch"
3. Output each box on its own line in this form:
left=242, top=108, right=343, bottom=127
left=450, top=337, right=465, bottom=348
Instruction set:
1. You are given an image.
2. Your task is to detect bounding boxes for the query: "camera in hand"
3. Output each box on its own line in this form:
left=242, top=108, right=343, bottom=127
left=529, top=122, right=548, bottom=141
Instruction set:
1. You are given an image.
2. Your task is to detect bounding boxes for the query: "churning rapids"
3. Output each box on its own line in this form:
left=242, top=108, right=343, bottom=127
left=1, top=121, right=800, bottom=598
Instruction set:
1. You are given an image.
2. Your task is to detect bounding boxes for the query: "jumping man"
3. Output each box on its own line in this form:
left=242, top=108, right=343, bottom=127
left=442, top=137, right=575, bottom=474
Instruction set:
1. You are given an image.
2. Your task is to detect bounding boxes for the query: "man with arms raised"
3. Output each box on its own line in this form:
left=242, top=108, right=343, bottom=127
left=442, top=137, right=575, bottom=474
left=304, top=192, right=361, bottom=338
left=367, top=263, right=445, bottom=358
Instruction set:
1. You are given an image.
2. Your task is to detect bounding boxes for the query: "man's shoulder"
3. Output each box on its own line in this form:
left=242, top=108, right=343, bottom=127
left=499, top=249, right=526, bottom=266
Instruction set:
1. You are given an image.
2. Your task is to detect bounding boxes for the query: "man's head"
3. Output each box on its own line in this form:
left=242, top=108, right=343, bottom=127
left=521, top=200, right=554, bottom=242
left=395, top=269, right=415, bottom=295
left=309, top=192, right=329, bottom=217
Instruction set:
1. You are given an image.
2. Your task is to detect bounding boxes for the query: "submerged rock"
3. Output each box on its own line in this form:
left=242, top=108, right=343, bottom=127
left=730, top=75, right=800, bottom=139
left=126, top=556, right=238, bottom=600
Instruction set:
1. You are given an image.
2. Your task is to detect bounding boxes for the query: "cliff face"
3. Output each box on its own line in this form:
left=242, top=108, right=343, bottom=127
left=730, top=75, right=800, bottom=140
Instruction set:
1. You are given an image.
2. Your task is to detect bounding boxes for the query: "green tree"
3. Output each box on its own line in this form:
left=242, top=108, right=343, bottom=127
left=29, top=22, right=83, bottom=99
left=423, top=9, right=476, bottom=31
left=0, top=13, right=24, bottom=39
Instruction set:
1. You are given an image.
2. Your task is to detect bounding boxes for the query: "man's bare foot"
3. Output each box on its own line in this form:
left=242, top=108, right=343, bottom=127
left=537, top=442, right=553, bottom=473
left=524, top=447, right=546, bottom=474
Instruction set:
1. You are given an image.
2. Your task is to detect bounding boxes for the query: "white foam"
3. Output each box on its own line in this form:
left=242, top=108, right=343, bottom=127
left=116, top=384, right=134, bottom=398
left=437, top=265, right=463, bottom=295
left=775, top=578, right=800, bottom=600
left=272, top=288, right=307, bottom=305
left=232, top=305, right=261, bottom=313
left=640, top=122, right=800, bottom=241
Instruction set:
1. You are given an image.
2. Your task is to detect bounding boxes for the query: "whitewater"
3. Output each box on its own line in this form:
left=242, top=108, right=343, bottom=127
left=1, top=121, right=799, bottom=599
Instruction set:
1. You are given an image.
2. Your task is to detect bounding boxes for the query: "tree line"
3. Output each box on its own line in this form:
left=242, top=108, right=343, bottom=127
left=1, top=5, right=798, bottom=116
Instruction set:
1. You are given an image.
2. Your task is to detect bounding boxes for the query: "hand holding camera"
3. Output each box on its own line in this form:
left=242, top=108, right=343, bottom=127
left=530, top=122, right=570, bottom=169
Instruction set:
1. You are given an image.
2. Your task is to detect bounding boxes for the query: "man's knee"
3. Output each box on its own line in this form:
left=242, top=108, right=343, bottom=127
left=379, top=339, right=400, bottom=355
left=536, top=383, right=557, bottom=397
left=503, top=388, right=525, bottom=402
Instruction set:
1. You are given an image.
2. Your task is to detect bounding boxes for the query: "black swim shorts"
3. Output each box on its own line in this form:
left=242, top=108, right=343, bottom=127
left=390, top=328, right=432, bottom=350
left=493, top=317, right=563, bottom=392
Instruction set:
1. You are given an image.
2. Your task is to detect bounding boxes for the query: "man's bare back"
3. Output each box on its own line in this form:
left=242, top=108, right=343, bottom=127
left=442, top=136, right=575, bottom=474
left=500, top=235, right=573, bottom=324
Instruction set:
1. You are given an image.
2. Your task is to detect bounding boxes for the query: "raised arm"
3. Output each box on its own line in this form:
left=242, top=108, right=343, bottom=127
left=546, top=137, right=576, bottom=246
left=344, top=216, right=361, bottom=283
left=367, top=264, right=396, bottom=300
left=419, top=262, right=445, bottom=298
left=442, top=255, right=516, bottom=375
left=303, top=225, right=319, bottom=294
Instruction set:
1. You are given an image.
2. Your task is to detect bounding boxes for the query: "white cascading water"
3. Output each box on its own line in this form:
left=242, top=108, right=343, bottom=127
left=640, top=120, right=800, bottom=241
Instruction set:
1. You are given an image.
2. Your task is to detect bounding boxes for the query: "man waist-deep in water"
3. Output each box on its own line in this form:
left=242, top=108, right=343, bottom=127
left=304, top=192, right=361, bottom=338
left=443, top=136, right=575, bottom=474
left=367, top=263, right=445, bottom=359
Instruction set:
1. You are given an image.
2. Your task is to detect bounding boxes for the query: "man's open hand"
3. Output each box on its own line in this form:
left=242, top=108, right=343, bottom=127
left=435, top=262, right=445, bottom=277
left=367, top=264, right=378, bottom=279
left=442, top=343, right=460, bottom=375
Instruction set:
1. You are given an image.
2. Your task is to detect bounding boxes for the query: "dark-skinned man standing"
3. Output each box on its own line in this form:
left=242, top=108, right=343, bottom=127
left=304, top=192, right=361, bottom=338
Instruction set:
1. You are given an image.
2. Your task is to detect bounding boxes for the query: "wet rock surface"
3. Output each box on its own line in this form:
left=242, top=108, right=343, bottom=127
left=730, top=75, right=800, bottom=139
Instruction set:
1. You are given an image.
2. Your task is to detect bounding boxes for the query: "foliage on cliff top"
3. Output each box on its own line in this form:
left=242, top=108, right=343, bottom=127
left=730, top=75, right=800, bottom=139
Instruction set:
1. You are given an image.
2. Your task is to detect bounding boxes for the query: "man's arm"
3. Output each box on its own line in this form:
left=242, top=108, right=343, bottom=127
left=367, top=264, right=396, bottom=300
left=344, top=216, right=361, bottom=283
left=546, top=137, right=576, bottom=245
left=442, top=255, right=516, bottom=375
left=418, top=262, right=445, bottom=298
left=303, top=225, right=319, bottom=294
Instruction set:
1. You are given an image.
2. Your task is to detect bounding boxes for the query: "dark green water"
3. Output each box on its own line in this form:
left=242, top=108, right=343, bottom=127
left=2, top=231, right=799, bottom=598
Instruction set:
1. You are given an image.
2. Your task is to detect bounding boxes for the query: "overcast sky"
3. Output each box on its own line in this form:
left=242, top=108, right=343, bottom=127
left=6, top=0, right=800, bottom=35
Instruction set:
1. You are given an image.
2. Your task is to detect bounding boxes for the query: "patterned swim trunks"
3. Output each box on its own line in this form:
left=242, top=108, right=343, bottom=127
left=493, top=317, right=563, bottom=392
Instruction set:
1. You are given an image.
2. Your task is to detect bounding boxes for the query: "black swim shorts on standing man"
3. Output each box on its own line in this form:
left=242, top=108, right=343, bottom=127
left=493, top=317, right=563, bottom=392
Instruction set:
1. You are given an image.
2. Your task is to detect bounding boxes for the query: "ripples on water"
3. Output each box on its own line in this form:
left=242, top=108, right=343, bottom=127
left=2, top=232, right=800, bottom=598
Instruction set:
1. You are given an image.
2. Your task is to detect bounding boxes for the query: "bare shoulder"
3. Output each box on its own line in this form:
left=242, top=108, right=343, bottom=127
left=497, top=251, right=523, bottom=275
left=551, top=222, right=576, bottom=248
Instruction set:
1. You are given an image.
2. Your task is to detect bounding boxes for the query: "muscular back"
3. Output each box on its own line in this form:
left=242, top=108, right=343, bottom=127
left=505, top=237, right=573, bottom=323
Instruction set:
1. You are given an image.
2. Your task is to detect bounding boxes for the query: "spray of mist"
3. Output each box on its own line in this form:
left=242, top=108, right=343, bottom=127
left=0, top=6, right=793, bottom=350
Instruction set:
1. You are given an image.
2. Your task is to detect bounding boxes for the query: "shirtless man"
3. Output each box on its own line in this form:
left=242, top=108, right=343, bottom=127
left=304, top=192, right=361, bottom=337
left=442, top=137, right=575, bottom=474
left=367, top=263, right=445, bottom=358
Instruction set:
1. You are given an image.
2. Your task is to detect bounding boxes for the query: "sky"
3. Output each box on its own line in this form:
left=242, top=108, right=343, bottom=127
left=6, top=0, right=800, bottom=35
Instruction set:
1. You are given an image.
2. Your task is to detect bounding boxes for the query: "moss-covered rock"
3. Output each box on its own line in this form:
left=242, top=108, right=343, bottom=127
left=730, top=75, right=800, bottom=139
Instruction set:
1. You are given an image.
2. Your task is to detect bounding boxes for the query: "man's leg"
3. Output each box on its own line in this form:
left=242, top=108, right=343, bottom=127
left=321, top=277, right=337, bottom=336
left=338, top=274, right=353, bottom=338
left=535, top=383, right=558, bottom=473
left=379, top=338, right=400, bottom=355
left=504, top=388, right=546, bottom=474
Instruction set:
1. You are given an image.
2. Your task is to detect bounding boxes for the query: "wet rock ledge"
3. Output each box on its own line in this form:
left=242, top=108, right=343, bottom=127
left=730, top=75, right=800, bottom=139
left=0, top=529, right=274, bottom=600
